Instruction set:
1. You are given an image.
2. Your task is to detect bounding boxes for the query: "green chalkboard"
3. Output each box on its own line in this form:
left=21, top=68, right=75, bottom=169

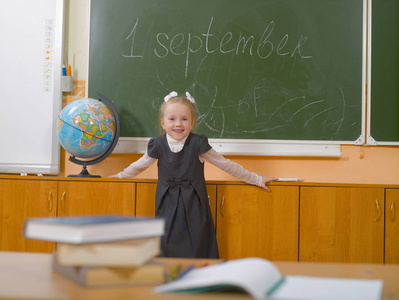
left=369, top=0, right=399, bottom=143
left=88, top=0, right=365, bottom=142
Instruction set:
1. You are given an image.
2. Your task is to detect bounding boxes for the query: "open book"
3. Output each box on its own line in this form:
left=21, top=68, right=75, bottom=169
left=153, top=258, right=383, bottom=300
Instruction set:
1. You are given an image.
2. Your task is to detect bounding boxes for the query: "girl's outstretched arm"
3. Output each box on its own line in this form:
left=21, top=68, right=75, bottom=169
left=200, top=149, right=278, bottom=192
left=106, top=152, right=156, bottom=179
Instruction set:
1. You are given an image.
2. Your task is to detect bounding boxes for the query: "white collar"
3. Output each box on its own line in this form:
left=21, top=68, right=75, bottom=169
left=166, top=134, right=188, bottom=153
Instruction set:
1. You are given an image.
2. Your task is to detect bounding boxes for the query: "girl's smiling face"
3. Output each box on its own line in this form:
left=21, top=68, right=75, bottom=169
left=161, top=102, right=194, bottom=141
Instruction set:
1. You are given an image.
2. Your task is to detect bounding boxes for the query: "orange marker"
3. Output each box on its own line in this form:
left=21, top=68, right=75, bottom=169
left=67, top=64, right=71, bottom=76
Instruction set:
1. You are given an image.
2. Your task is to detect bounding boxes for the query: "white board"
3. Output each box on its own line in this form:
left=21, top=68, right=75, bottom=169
left=0, top=0, right=64, bottom=175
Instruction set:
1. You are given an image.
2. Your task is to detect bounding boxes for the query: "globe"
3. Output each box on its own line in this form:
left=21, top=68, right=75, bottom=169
left=57, top=95, right=119, bottom=177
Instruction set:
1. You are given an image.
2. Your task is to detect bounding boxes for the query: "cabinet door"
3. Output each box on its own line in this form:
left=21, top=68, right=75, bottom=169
left=207, top=184, right=217, bottom=228
left=300, top=187, right=384, bottom=263
left=385, top=189, right=399, bottom=264
left=217, top=185, right=299, bottom=261
left=57, top=181, right=135, bottom=216
left=136, top=183, right=156, bottom=217
left=0, top=179, right=57, bottom=252
left=136, top=183, right=217, bottom=228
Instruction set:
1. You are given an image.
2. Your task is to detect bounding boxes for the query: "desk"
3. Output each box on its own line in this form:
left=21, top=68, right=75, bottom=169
left=0, top=251, right=398, bottom=299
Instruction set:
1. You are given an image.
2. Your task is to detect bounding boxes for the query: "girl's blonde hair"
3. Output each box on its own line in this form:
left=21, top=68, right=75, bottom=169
left=159, top=96, right=196, bottom=123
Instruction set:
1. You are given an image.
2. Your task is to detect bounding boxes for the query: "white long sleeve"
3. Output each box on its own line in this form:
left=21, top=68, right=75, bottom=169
left=200, top=149, right=262, bottom=187
left=117, top=152, right=156, bottom=179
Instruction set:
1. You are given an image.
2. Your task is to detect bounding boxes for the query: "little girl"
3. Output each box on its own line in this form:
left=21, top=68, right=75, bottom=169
left=108, top=91, right=277, bottom=259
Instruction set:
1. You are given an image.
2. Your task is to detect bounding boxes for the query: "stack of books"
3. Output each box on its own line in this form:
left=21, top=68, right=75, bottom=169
left=23, top=215, right=166, bottom=287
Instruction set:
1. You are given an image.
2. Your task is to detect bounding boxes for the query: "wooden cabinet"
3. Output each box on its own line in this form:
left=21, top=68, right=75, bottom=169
left=385, top=189, right=399, bottom=264
left=216, top=184, right=299, bottom=261
left=0, top=176, right=397, bottom=263
left=57, top=180, right=135, bottom=216
left=0, top=178, right=135, bottom=253
left=299, top=186, right=385, bottom=263
left=0, top=179, right=57, bottom=252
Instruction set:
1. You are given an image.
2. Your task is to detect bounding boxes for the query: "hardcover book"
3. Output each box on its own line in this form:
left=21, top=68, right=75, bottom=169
left=24, top=215, right=165, bottom=244
left=56, top=236, right=161, bottom=266
left=52, top=253, right=165, bottom=287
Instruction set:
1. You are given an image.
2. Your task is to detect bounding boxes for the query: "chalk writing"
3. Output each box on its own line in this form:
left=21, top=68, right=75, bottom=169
left=123, top=17, right=312, bottom=78
left=193, top=89, right=352, bottom=139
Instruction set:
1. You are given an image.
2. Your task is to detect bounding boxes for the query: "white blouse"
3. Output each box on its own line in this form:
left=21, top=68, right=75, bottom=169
left=118, top=134, right=262, bottom=187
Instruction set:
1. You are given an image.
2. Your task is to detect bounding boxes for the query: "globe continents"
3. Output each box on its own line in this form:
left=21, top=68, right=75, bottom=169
left=57, top=98, right=116, bottom=159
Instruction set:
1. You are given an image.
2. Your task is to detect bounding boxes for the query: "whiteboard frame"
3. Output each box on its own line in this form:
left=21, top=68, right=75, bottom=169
left=0, top=0, right=64, bottom=174
left=366, top=0, right=399, bottom=146
left=87, top=0, right=368, bottom=157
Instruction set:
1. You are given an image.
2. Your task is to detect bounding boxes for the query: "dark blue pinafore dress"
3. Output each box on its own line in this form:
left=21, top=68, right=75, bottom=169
left=147, top=133, right=219, bottom=258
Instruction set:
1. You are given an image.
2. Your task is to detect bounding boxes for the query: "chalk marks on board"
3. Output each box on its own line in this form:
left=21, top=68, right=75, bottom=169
left=192, top=86, right=352, bottom=139
left=123, top=17, right=312, bottom=79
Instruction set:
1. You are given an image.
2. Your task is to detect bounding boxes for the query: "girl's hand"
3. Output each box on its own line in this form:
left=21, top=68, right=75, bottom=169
left=106, top=174, right=119, bottom=179
left=261, top=177, right=279, bottom=192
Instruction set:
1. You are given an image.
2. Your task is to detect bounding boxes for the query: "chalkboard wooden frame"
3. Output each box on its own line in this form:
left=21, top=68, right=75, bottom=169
left=0, top=0, right=64, bottom=174
left=87, top=0, right=368, bottom=156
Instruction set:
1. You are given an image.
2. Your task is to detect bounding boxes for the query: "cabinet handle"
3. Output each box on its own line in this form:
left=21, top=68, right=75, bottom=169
left=60, top=192, right=66, bottom=212
left=47, top=190, right=53, bottom=212
left=390, top=200, right=396, bottom=222
left=220, top=196, right=225, bottom=218
left=375, top=199, right=381, bottom=222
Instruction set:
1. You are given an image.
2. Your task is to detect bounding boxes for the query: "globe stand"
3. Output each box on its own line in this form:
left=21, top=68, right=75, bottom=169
left=67, top=161, right=101, bottom=178
left=66, top=94, right=120, bottom=178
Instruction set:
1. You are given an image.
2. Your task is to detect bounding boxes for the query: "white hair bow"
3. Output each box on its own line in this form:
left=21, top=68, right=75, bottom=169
left=185, top=92, right=195, bottom=103
left=164, top=91, right=178, bottom=102
left=164, top=91, right=195, bottom=103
